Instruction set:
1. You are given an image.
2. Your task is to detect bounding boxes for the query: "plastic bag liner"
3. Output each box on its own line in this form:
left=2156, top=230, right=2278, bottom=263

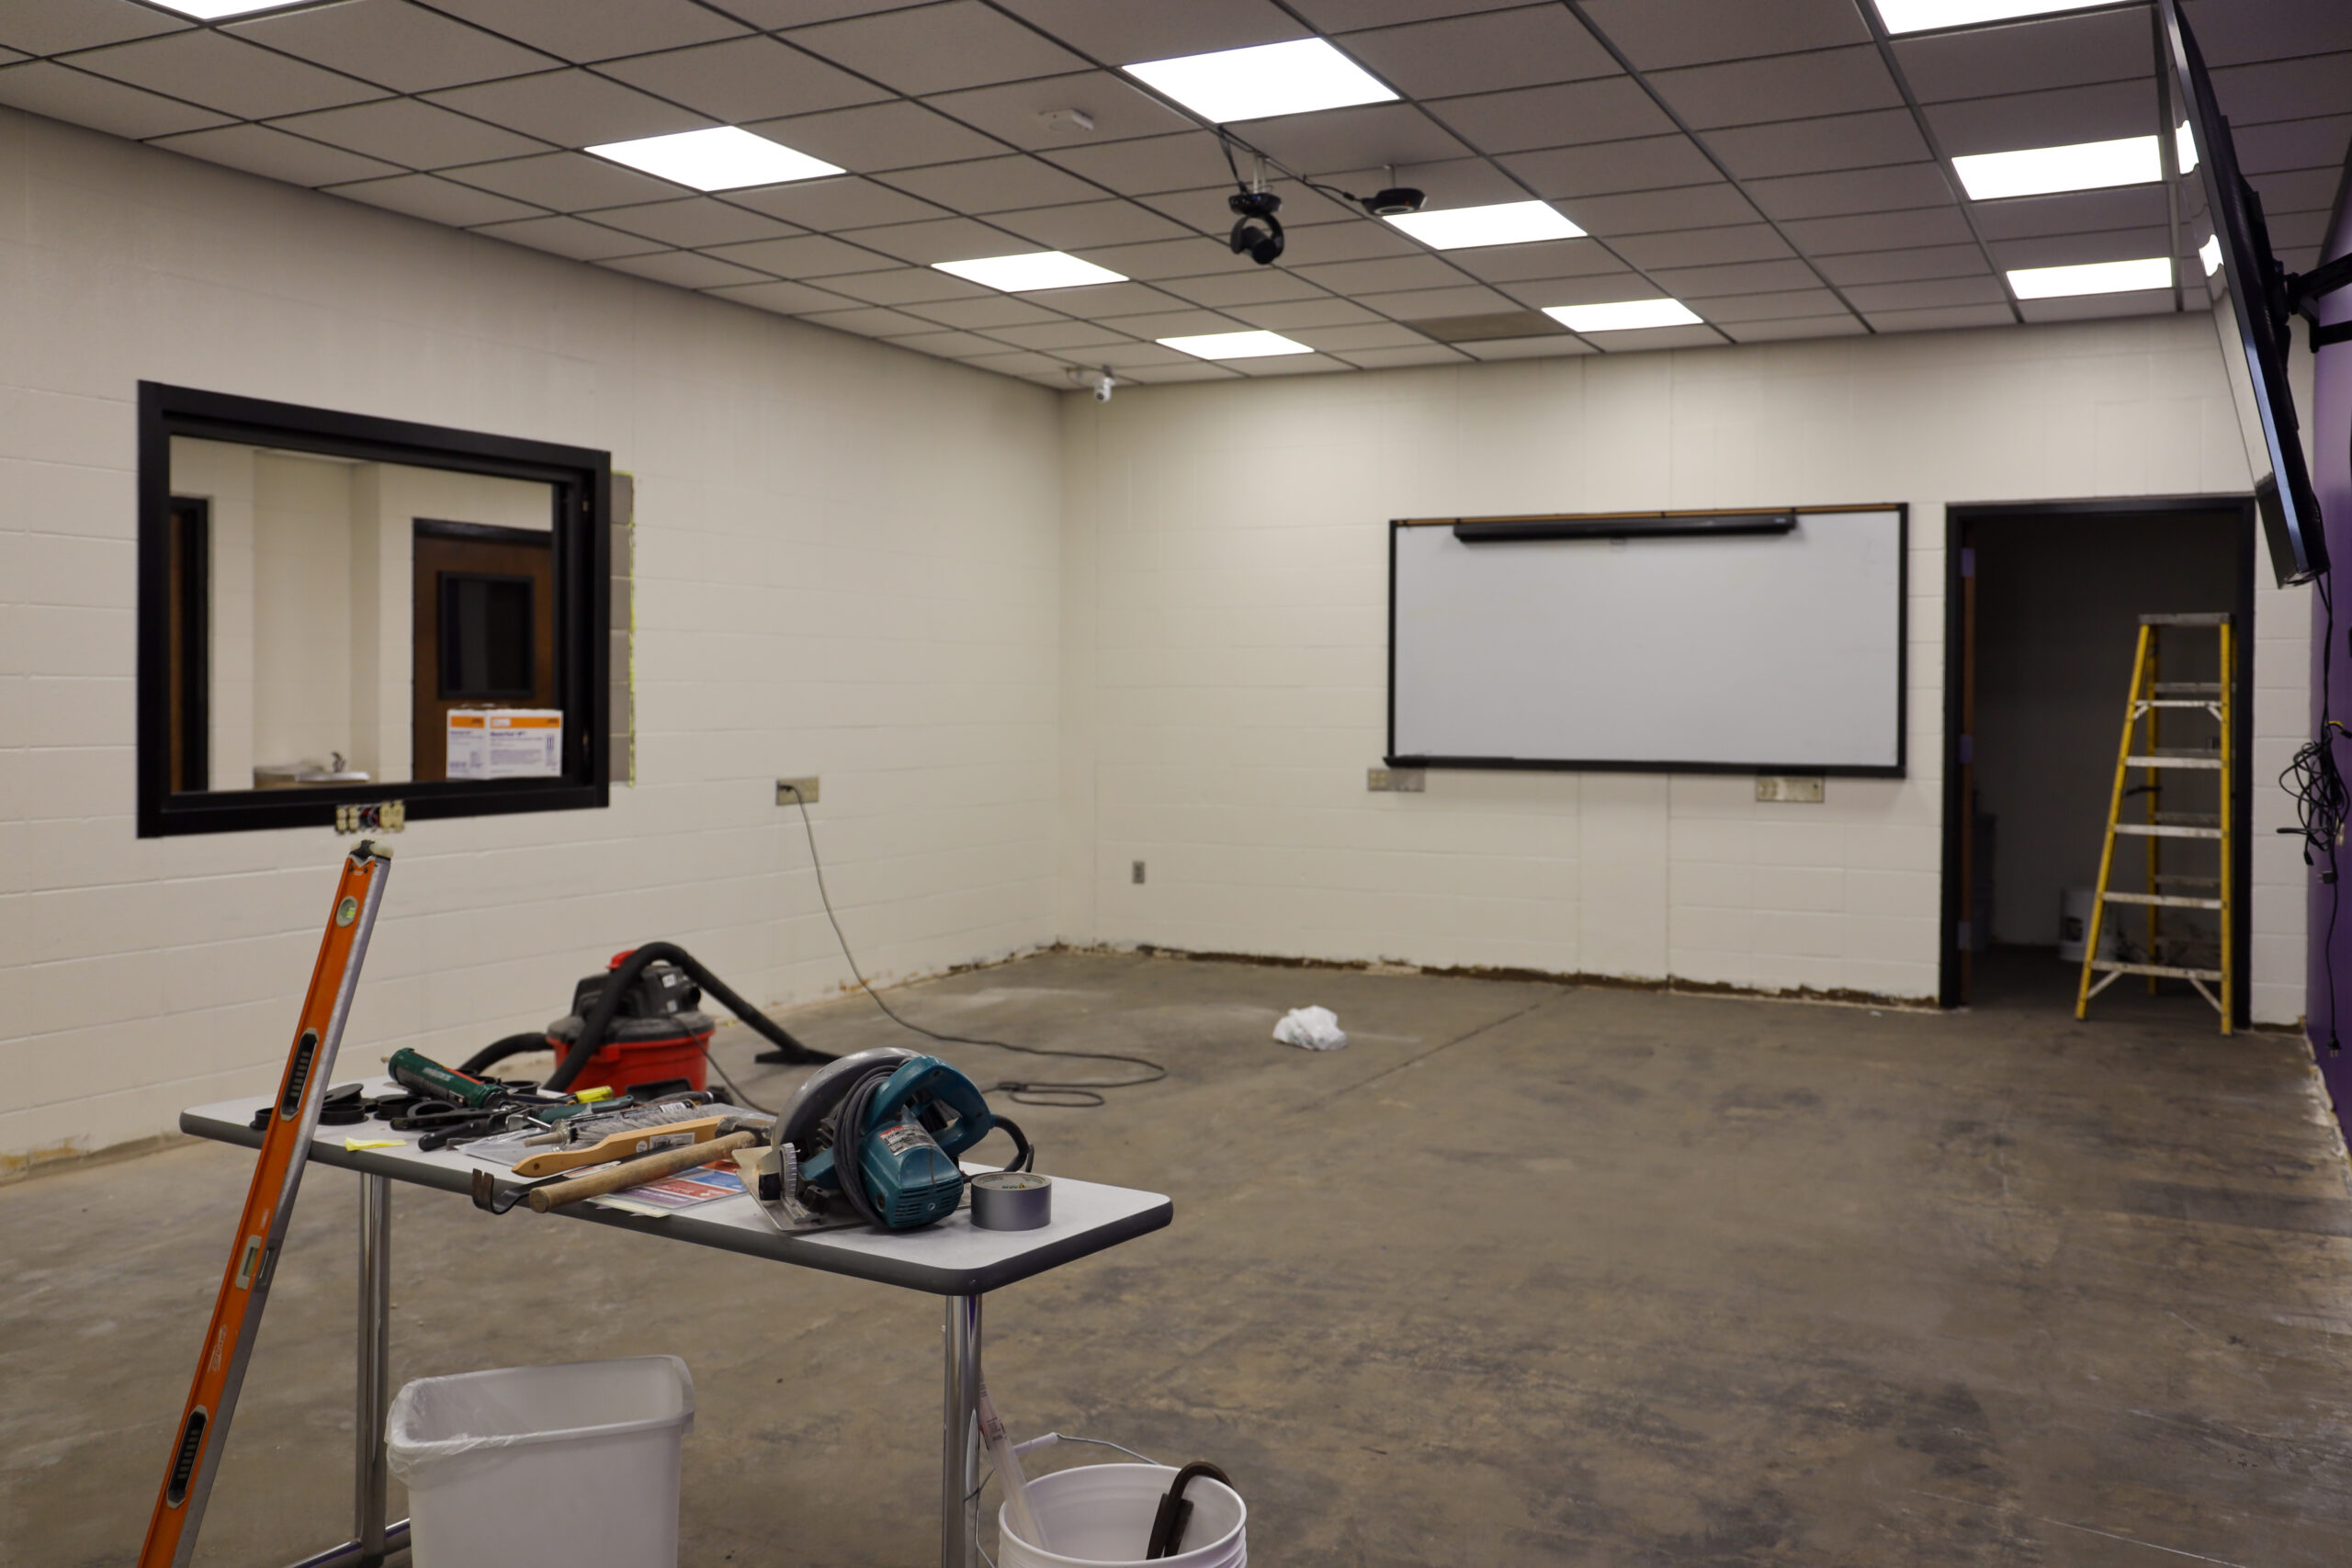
left=1272, top=1006, right=1346, bottom=1051
left=387, top=1356, right=694, bottom=1491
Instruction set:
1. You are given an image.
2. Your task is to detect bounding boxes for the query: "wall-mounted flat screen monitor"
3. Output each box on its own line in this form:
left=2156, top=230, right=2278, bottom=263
left=2160, top=0, right=2326, bottom=586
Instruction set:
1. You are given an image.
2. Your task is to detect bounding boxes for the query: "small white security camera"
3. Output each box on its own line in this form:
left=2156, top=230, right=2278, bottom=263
left=1092, top=373, right=1115, bottom=403
left=1069, top=365, right=1118, bottom=402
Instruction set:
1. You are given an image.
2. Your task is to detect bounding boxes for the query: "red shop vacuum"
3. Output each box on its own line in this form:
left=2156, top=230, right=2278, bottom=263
left=458, top=942, right=834, bottom=1097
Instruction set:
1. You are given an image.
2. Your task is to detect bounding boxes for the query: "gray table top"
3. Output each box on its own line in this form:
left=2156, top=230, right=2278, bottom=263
left=181, top=1084, right=1170, bottom=1296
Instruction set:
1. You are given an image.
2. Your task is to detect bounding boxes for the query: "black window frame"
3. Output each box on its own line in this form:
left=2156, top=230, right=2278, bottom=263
left=136, top=381, right=611, bottom=837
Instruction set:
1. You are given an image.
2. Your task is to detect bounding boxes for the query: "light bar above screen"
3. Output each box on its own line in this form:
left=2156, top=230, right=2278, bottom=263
left=2159, top=0, right=2326, bottom=586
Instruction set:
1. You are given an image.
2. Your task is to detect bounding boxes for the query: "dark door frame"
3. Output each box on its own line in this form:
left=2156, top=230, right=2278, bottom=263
left=1939, top=495, right=2258, bottom=1023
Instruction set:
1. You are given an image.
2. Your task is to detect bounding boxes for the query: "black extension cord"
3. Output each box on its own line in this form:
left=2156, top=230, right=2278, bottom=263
left=2280, top=573, right=2348, bottom=1054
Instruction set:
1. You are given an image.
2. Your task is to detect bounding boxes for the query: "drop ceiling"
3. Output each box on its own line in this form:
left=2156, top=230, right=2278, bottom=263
left=2, top=0, right=2347, bottom=388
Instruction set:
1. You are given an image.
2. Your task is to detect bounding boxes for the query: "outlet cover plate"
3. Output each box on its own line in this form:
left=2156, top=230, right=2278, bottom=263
left=776, top=776, right=820, bottom=806
left=1756, top=774, right=1824, bottom=804
left=1369, top=767, right=1426, bottom=793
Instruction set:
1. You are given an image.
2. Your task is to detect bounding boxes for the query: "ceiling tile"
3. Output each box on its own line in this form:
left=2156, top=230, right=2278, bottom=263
left=1317, top=156, right=1525, bottom=208
left=1499, top=135, right=1721, bottom=200
left=1646, top=257, right=1825, bottom=297
left=1815, top=243, right=1991, bottom=286
left=904, top=294, right=1067, bottom=328
left=1071, top=235, right=1243, bottom=281
left=800, top=304, right=944, bottom=335
left=921, top=71, right=1196, bottom=150
left=2267, top=209, right=2331, bottom=260
left=0, top=46, right=20, bottom=63
left=2210, top=53, right=2352, bottom=128
left=152, top=122, right=403, bottom=186
left=1693, top=288, right=1850, bottom=322
left=1155, top=268, right=1329, bottom=306
left=2014, top=288, right=2173, bottom=324
left=1921, top=80, right=2154, bottom=157
left=324, top=172, right=543, bottom=226
left=589, top=197, right=802, bottom=248
left=445, top=152, right=682, bottom=209
left=1352, top=283, right=1521, bottom=316
left=810, top=265, right=997, bottom=305
left=1874, top=303, right=2029, bottom=333
left=1293, top=321, right=1442, bottom=352
left=1777, top=207, right=1976, bottom=254
left=1019, top=279, right=1192, bottom=314
left=421, top=0, right=745, bottom=63
left=786, top=2, right=1088, bottom=96
left=0, top=61, right=230, bottom=140
left=1143, top=180, right=1357, bottom=231
left=226, top=2, right=558, bottom=95
left=1893, top=8, right=2152, bottom=105
left=1585, top=321, right=1725, bottom=351
left=1842, top=276, right=2009, bottom=311
left=1987, top=227, right=2170, bottom=270
left=2249, top=164, right=2344, bottom=214
left=715, top=0, right=934, bottom=28
left=1574, top=0, right=1868, bottom=72
left=1609, top=223, right=1792, bottom=269
left=1722, top=314, right=1866, bottom=341
left=1645, top=47, right=1902, bottom=131
left=1746, top=163, right=1955, bottom=222
left=269, top=97, right=549, bottom=168
left=986, top=320, right=1142, bottom=350
left=706, top=232, right=905, bottom=276
left=886, top=153, right=1105, bottom=212
left=1339, top=7, right=1619, bottom=98
left=705, top=277, right=866, bottom=314
left=73, top=30, right=386, bottom=119
left=2187, top=0, right=2352, bottom=67
left=749, top=100, right=1004, bottom=173
left=726, top=176, right=952, bottom=231
left=1279, top=218, right=1423, bottom=263
left=1708, top=109, right=1928, bottom=180
left=1227, top=102, right=1473, bottom=175
left=1224, top=297, right=1386, bottom=329
left=841, top=214, right=1035, bottom=265
left=596, top=36, right=889, bottom=124
left=1290, top=254, right=1467, bottom=293
left=1499, top=270, right=1667, bottom=310
left=472, top=213, right=660, bottom=261
left=1565, top=182, right=1758, bottom=235
left=2233, top=114, right=2352, bottom=176
left=599, top=250, right=771, bottom=288
left=1043, top=132, right=1234, bottom=195
left=972, top=347, right=1106, bottom=376
left=1298, top=0, right=1536, bottom=29
left=989, top=198, right=1193, bottom=250
left=1442, top=238, right=1627, bottom=283
left=0, top=0, right=184, bottom=56
left=1229, top=351, right=1354, bottom=374
left=1463, top=333, right=1601, bottom=359
left=1095, top=309, right=1253, bottom=338
left=1335, top=343, right=1474, bottom=367
left=425, top=70, right=707, bottom=149
left=1968, top=185, right=2169, bottom=241
left=1428, top=76, right=1674, bottom=155
left=989, top=0, right=1304, bottom=62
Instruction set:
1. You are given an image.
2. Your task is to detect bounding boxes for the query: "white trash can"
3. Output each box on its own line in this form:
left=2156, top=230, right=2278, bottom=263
left=2057, top=886, right=2120, bottom=963
left=998, top=1463, right=1246, bottom=1568
left=387, top=1356, right=694, bottom=1568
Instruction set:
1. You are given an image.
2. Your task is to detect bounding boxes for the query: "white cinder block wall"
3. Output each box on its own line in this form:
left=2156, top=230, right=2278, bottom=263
left=1057, top=316, right=2311, bottom=1023
left=0, top=110, right=1064, bottom=1169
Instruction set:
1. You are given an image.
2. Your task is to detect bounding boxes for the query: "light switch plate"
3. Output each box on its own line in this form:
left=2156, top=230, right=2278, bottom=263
left=1756, top=774, right=1825, bottom=804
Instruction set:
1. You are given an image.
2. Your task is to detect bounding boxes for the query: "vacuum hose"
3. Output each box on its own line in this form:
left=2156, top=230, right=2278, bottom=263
left=457, top=942, right=833, bottom=1089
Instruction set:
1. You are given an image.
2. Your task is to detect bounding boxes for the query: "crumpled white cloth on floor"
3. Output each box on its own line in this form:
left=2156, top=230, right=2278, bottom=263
left=1272, top=1005, right=1347, bottom=1051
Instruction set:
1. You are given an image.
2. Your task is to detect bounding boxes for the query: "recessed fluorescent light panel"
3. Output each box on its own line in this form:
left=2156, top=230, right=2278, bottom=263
left=933, top=252, right=1128, bottom=292
left=1123, top=39, right=1396, bottom=123
left=1157, top=331, right=1314, bottom=360
left=2007, top=257, right=2173, bottom=299
left=1544, top=299, right=1703, bottom=333
left=2175, top=120, right=2199, bottom=175
left=1951, top=136, right=2159, bottom=200
left=1872, top=0, right=2117, bottom=34
left=1385, top=200, right=1585, bottom=250
left=2199, top=234, right=2222, bottom=276
left=586, top=127, right=842, bottom=192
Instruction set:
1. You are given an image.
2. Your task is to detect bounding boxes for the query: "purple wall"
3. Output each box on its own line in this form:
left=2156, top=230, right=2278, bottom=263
left=2308, top=197, right=2352, bottom=1122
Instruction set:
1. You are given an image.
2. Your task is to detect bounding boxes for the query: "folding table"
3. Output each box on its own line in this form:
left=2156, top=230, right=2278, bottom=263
left=181, top=1084, right=1172, bottom=1568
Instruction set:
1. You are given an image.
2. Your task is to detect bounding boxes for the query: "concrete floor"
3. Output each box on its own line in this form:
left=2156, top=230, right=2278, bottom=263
left=7, top=951, right=2352, bottom=1567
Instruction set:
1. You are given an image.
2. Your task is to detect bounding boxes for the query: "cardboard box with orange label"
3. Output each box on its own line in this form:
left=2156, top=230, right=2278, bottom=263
left=447, top=709, right=563, bottom=779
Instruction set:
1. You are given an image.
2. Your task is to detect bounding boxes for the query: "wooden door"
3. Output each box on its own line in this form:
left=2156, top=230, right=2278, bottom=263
left=412, top=521, right=555, bottom=782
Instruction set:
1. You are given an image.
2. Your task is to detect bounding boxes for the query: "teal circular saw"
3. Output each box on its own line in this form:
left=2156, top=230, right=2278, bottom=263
left=780, top=1047, right=1032, bottom=1230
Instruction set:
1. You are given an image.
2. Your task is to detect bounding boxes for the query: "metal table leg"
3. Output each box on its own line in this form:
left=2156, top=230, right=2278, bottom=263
left=943, top=1294, right=980, bottom=1568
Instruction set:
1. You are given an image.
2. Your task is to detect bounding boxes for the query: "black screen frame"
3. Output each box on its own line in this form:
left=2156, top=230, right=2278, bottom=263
left=136, top=382, right=611, bottom=837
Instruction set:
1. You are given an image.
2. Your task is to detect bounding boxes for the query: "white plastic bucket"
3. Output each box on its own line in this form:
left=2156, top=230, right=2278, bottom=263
left=2057, top=886, right=2120, bottom=963
left=387, top=1356, right=694, bottom=1568
left=998, top=1463, right=1246, bottom=1568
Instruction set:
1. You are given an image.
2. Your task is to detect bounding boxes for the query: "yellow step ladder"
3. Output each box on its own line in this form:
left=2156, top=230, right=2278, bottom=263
left=2075, top=613, right=2233, bottom=1032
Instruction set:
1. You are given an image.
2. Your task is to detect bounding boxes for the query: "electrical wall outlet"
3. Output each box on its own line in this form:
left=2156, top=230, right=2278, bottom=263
left=1368, top=767, right=1426, bottom=793
left=775, top=776, right=820, bottom=806
left=1132, top=861, right=1147, bottom=885
left=1756, top=774, right=1825, bottom=804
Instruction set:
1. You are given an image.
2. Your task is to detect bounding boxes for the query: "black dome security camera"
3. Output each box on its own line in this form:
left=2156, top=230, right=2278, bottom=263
left=1227, top=190, right=1284, bottom=265
left=1360, top=186, right=1425, bottom=217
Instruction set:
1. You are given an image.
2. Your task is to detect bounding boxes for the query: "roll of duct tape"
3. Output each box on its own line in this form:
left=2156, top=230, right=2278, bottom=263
left=970, top=1171, right=1052, bottom=1231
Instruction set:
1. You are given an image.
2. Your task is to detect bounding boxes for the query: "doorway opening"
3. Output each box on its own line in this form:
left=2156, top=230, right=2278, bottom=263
left=1941, top=501, right=2255, bottom=1022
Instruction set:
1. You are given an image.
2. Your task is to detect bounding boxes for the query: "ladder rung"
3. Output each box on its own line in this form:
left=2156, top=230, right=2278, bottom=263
left=2102, top=890, right=2223, bottom=909
left=2134, top=699, right=2221, bottom=710
left=2153, top=682, right=2223, bottom=694
left=2154, top=874, right=2220, bottom=888
left=2090, top=960, right=2224, bottom=980
left=2154, top=812, right=2219, bottom=826
left=2140, top=613, right=2231, bottom=626
left=2126, top=752, right=2222, bottom=770
left=2113, top=823, right=2222, bottom=839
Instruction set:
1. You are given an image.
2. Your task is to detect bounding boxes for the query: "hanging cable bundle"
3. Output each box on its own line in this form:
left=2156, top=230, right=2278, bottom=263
left=2281, top=575, right=2348, bottom=1052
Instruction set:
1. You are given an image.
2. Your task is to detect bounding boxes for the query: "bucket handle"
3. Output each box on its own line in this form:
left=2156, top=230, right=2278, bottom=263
left=1145, top=1462, right=1233, bottom=1560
